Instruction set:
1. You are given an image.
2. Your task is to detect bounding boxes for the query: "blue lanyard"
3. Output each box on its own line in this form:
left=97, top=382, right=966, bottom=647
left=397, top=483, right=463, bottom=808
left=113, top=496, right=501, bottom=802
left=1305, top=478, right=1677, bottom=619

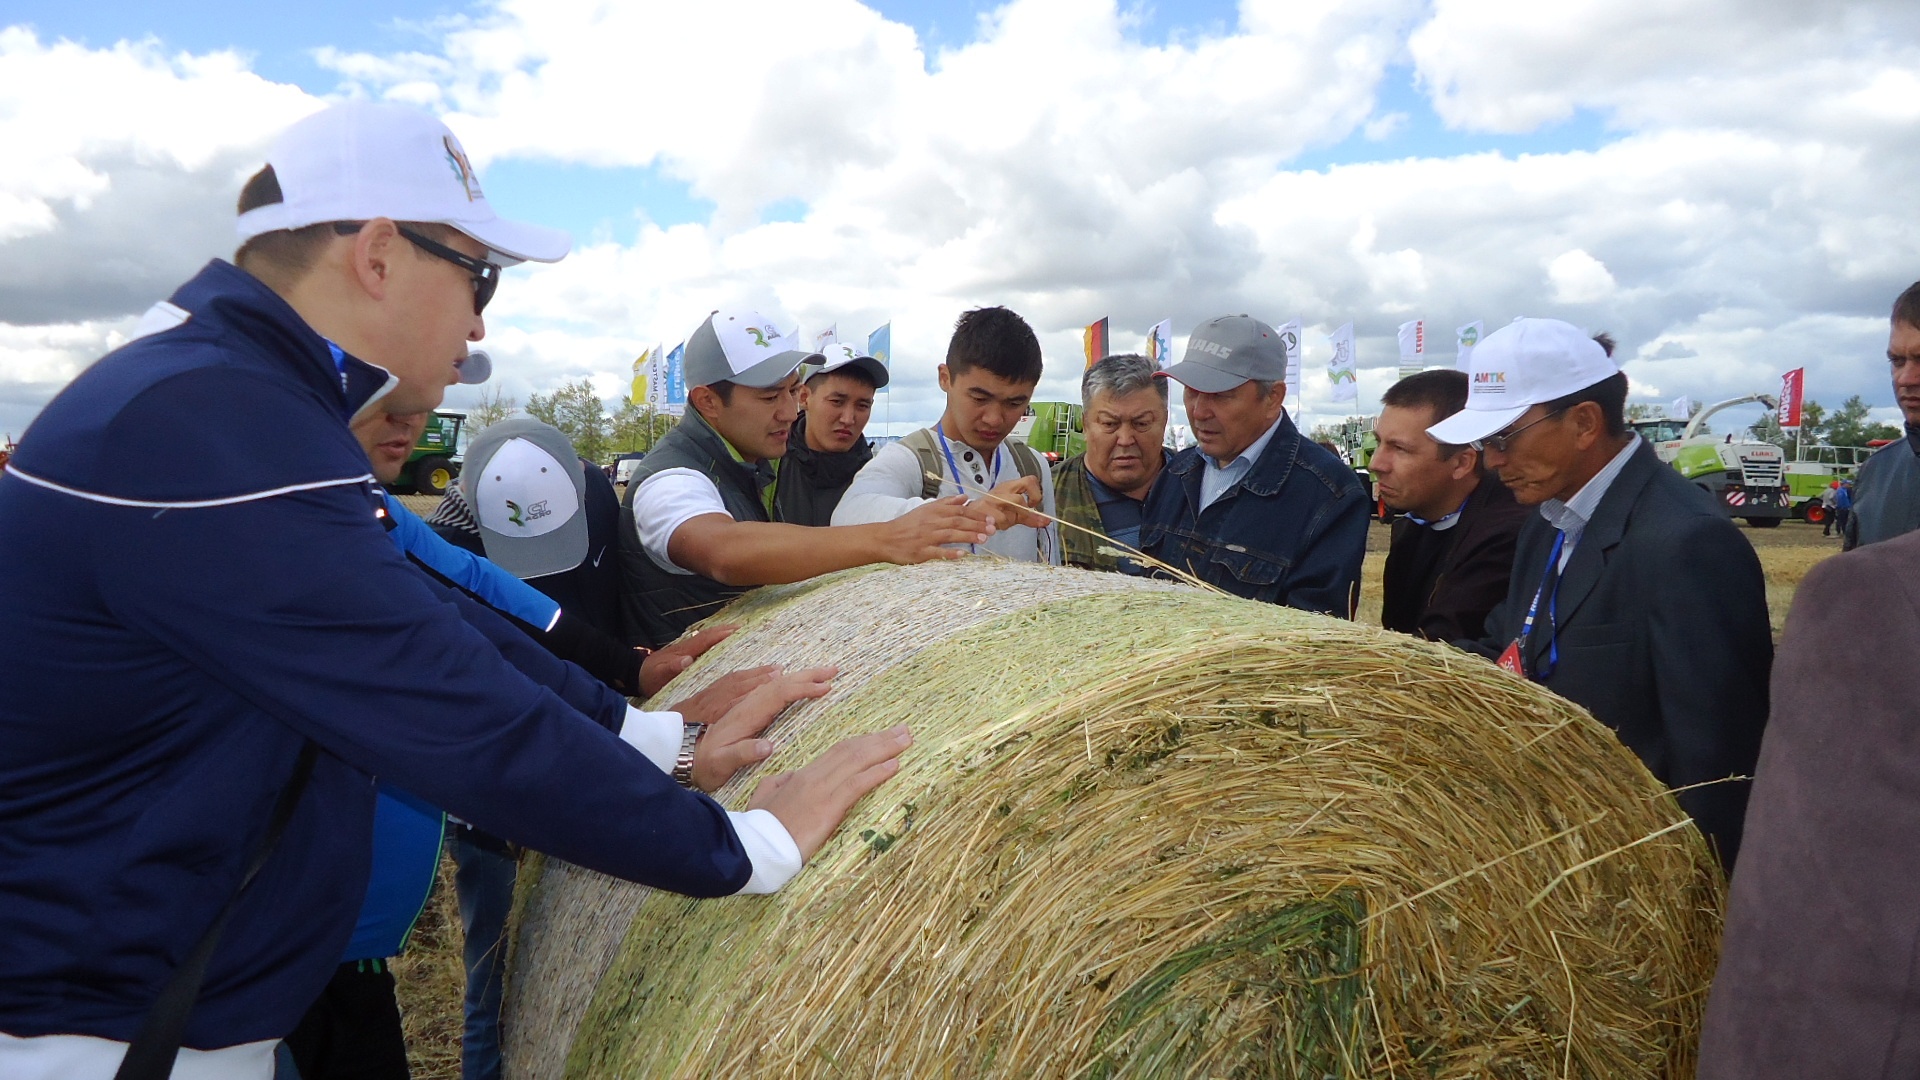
left=1518, top=530, right=1567, bottom=682
left=935, top=423, right=1001, bottom=555
left=326, top=341, right=350, bottom=392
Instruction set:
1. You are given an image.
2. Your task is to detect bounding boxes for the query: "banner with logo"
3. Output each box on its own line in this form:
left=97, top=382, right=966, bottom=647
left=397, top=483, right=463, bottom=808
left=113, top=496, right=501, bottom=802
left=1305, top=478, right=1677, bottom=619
left=1276, top=317, right=1302, bottom=408
left=867, top=323, right=891, bottom=369
left=813, top=325, right=838, bottom=352
left=1326, top=323, right=1358, bottom=403
left=1778, top=368, right=1805, bottom=429
left=1670, top=395, right=1692, bottom=422
left=1146, top=318, right=1174, bottom=369
left=1455, top=321, right=1484, bottom=373
left=1397, top=319, right=1425, bottom=380
left=630, top=346, right=653, bottom=406
left=665, top=342, right=687, bottom=410
left=648, top=344, right=666, bottom=407
left=1083, top=317, right=1110, bottom=370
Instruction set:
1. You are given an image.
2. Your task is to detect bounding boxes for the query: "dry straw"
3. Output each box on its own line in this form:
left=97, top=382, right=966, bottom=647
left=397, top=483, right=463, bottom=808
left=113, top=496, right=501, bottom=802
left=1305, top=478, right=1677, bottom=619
left=505, top=560, right=1722, bottom=1079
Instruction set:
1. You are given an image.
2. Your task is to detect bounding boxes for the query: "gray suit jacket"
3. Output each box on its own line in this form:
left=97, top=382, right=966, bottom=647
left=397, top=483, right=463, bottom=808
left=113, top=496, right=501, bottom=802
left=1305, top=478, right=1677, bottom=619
left=1698, top=529, right=1920, bottom=1078
left=1467, top=440, right=1773, bottom=865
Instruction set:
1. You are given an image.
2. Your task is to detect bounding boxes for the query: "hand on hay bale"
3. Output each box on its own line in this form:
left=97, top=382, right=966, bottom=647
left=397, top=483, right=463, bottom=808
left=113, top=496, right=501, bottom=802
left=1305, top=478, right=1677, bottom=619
left=748, top=724, right=913, bottom=860
left=638, top=623, right=739, bottom=697
left=686, top=666, right=838, bottom=794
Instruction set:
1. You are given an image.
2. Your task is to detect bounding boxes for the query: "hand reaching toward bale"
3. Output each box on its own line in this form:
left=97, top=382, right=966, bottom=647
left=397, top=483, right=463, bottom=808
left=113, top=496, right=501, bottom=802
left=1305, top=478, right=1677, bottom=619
left=879, top=496, right=996, bottom=563
left=638, top=623, right=739, bottom=698
left=980, top=475, right=1048, bottom=531
left=748, top=725, right=912, bottom=860
left=686, top=666, right=838, bottom=793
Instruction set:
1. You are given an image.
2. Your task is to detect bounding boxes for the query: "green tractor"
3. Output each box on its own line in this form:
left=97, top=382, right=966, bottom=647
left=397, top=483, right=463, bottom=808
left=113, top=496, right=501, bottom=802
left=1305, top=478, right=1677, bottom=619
left=1783, top=444, right=1872, bottom=523
left=1627, top=394, right=1791, bottom=527
left=393, top=411, right=466, bottom=496
left=1014, top=401, right=1086, bottom=462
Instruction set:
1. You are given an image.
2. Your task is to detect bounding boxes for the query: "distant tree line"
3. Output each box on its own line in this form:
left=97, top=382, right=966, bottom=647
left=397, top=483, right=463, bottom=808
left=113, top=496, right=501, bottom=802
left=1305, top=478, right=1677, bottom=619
left=466, top=378, right=678, bottom=464
left=1746, top=395, right=1900, bottom=458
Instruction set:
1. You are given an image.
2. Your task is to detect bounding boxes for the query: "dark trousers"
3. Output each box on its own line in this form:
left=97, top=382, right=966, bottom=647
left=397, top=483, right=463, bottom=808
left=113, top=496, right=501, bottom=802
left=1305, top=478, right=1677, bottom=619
left=284, top=959, right=410, bottom=1080
left=451, top=828, right=517, bottom=1080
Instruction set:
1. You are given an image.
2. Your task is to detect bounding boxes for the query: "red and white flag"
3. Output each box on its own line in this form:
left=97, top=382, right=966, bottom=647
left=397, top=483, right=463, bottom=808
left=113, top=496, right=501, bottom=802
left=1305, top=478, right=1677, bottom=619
left=1778, top=367, right=1805, bottom=429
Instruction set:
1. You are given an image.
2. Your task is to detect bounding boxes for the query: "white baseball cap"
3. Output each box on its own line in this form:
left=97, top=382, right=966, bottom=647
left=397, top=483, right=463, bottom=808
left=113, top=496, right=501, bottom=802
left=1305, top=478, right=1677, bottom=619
left=1426, top=318, right=1619, bottom=446
left=236, top=102, right=571, bottom=266
left=683, top=309, right=824, bottom=389
left=813, top=341, right=890, bottom=388
left=462, top=419, right=588, bottom=579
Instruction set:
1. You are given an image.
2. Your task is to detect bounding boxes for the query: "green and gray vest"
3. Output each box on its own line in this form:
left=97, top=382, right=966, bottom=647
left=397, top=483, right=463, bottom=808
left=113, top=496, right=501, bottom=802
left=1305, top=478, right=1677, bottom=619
left=618, top=411, right=778, bottom=646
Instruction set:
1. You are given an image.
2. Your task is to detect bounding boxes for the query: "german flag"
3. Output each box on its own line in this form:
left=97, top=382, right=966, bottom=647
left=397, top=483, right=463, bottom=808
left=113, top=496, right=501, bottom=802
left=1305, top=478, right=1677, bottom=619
left=1082, top=317, right=1109, bottom=370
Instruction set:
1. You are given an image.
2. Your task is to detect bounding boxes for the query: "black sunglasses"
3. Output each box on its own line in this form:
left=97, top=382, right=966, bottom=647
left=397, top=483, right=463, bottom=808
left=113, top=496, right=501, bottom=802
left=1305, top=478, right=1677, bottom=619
left=1471, top=406, right=1568, bottom=453
left=332, top=222, right=500, bottom=315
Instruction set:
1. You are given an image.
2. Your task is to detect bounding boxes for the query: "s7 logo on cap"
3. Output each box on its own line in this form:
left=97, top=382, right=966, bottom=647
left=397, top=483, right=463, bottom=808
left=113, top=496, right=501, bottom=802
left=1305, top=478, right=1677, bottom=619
left=745, top=326, right=770, bottom=348
left=443, top=136, right=483, bottom=202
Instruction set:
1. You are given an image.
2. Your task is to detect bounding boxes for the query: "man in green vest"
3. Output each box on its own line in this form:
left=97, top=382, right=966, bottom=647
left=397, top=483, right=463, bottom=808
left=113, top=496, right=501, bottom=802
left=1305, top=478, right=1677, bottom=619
left=619, top=309, right=997, bottom=644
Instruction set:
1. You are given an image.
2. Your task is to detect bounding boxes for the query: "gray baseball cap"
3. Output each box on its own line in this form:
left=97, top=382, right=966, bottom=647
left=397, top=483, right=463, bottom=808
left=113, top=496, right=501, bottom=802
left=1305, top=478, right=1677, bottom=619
left=684, top=309, right=824, bottom=389
left=461, top=418, right=588, bottom=580
left=812, top=341, right=891, bottom=389
left=1161, top=315, right=1288, bottom=393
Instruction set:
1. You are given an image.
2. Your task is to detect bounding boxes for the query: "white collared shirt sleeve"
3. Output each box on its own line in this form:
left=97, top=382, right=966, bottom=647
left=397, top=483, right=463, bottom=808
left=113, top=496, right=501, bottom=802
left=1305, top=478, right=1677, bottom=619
left=614, top=708, right=805, bottom=894
left=831, top=441, right=929, bottom=525
left=617, top=706, right=685, bottom=773
left=631, top=468, right=728, bottom=574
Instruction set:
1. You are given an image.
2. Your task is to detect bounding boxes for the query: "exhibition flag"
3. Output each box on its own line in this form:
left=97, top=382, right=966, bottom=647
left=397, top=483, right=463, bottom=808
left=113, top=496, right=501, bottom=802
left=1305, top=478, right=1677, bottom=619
left=1146, top=318, right=1174, bottom=369
left=1326, top=323, right=1358, bottom=403
left=1455, top=321, right=1484, bottom=373
left=1083, top=317, right=1110, bottom=369
left=1397, top=319, right=1426, bottom=380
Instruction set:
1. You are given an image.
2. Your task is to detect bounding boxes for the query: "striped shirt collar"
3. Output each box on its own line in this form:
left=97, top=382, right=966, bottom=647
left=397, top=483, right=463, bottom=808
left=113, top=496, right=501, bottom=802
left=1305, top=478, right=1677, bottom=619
left=1540, top=434, right=1641, bottom=539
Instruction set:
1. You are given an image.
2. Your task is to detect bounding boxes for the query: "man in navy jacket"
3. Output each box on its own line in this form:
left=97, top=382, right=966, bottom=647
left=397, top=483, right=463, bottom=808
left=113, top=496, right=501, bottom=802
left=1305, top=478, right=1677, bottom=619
left=1141, top=315, right=1369, bottom=615
left=0, top=102, right=909, bottom=1078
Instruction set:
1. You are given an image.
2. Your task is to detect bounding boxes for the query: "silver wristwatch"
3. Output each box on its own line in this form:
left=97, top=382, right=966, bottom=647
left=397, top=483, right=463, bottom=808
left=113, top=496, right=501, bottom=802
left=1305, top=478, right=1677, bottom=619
left=672, top=722, right=708, bottom=788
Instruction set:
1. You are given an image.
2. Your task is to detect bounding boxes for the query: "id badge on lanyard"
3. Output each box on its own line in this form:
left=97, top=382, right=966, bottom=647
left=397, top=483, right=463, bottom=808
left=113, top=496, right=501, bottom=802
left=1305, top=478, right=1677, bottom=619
left=1498, top=531, right=1566, bottom=681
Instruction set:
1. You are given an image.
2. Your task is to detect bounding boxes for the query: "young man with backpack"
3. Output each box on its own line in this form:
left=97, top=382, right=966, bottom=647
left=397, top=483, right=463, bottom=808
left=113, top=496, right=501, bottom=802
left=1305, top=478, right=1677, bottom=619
left=833, top=306, right=1059, bottom=562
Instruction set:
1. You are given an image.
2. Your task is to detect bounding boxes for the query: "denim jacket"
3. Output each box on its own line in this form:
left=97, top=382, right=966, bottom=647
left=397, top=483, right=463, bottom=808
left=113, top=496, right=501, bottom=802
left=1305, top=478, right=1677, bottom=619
left=1141, top=412, right=1368, bottom=615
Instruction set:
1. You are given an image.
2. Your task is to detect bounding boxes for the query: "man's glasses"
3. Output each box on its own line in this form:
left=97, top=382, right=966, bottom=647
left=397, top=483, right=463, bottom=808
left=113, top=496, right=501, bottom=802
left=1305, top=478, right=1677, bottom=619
left=1472, top=407, right=1567, bottom=453
left=333, top=222, right=500, bottom=315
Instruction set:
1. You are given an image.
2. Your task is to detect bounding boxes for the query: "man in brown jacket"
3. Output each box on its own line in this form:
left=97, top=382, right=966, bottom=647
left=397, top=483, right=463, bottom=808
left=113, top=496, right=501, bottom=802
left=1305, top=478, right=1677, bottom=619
left=1697, top=528, right=1920, bottom=1077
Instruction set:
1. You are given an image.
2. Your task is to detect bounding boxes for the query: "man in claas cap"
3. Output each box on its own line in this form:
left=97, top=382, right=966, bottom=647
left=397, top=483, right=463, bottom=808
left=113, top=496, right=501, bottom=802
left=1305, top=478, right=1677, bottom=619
left=1431, top=316, right=1770, bottom=867
left=619, top=309, right=997, bottom=645
left=1140, top=314, right=1369, bottom=613
left=0, top=102, right=911, bottom=1080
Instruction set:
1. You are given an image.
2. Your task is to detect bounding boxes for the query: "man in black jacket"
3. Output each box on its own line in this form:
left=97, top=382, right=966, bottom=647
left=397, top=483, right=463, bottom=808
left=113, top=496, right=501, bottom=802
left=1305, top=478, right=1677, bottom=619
left=1371, top=369, right=1528, bottom=640
left=776, top=342, right=887, bottom=527
left=1844, top=279, right=1920, bottom=549
left=1431, top=317, right=1771, bottom=867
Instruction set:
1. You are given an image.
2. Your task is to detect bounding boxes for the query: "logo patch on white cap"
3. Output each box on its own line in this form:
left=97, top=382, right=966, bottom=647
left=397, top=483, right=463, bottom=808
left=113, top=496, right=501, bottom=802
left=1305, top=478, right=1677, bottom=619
left=473, top=438, right=578, bottom=538
left=443, top=136, right=483, bottom=202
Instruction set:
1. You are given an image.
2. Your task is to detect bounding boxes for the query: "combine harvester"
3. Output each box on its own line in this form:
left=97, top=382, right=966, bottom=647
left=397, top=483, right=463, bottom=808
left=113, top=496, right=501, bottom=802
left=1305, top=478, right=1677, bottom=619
left=1628, top=394, right=1791, bottom=527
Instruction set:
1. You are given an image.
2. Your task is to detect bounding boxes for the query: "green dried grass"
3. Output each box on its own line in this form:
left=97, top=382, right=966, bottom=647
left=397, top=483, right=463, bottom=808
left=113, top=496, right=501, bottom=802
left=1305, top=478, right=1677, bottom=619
left=507, top=560, right=1721, bottom=1079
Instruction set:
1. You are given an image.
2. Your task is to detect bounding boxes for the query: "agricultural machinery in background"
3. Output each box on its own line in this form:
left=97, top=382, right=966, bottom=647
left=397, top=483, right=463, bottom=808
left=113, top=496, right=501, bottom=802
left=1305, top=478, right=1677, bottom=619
left=390, top=411, right=466, bottom=496
left=1013, top=401, right=1086, bottom=462
left=1628, top=394, right=1792, bottom=527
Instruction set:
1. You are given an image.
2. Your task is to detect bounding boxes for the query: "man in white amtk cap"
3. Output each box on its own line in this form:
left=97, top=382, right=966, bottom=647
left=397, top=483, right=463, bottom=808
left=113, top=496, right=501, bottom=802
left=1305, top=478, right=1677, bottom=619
left=1431, top=317, right=1772, bottom=869
left=0, top=102, right=910, bottom=1080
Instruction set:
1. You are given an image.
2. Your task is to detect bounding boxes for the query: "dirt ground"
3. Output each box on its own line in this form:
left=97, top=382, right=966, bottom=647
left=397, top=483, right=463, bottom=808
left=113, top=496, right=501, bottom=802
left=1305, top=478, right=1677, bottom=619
left=389, top=501, right=1844, bottom=1078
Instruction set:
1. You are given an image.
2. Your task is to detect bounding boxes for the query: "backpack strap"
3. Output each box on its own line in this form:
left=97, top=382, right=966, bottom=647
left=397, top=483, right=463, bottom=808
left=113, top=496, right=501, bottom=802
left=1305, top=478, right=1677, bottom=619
left=1003, top=439, right=1044, bottom=484
left=898, top=428, right=946, bottom=501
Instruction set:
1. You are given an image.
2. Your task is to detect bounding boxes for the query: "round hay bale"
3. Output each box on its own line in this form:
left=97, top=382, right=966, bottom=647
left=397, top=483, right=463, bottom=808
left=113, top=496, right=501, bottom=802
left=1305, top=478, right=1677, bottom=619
left=504, top=560, right=1722, bottom=1079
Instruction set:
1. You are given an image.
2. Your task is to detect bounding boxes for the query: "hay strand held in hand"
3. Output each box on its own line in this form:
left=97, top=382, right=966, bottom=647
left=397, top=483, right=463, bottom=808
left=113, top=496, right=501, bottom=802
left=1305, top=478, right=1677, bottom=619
left=506, top=560, right=1722, bottom=1079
